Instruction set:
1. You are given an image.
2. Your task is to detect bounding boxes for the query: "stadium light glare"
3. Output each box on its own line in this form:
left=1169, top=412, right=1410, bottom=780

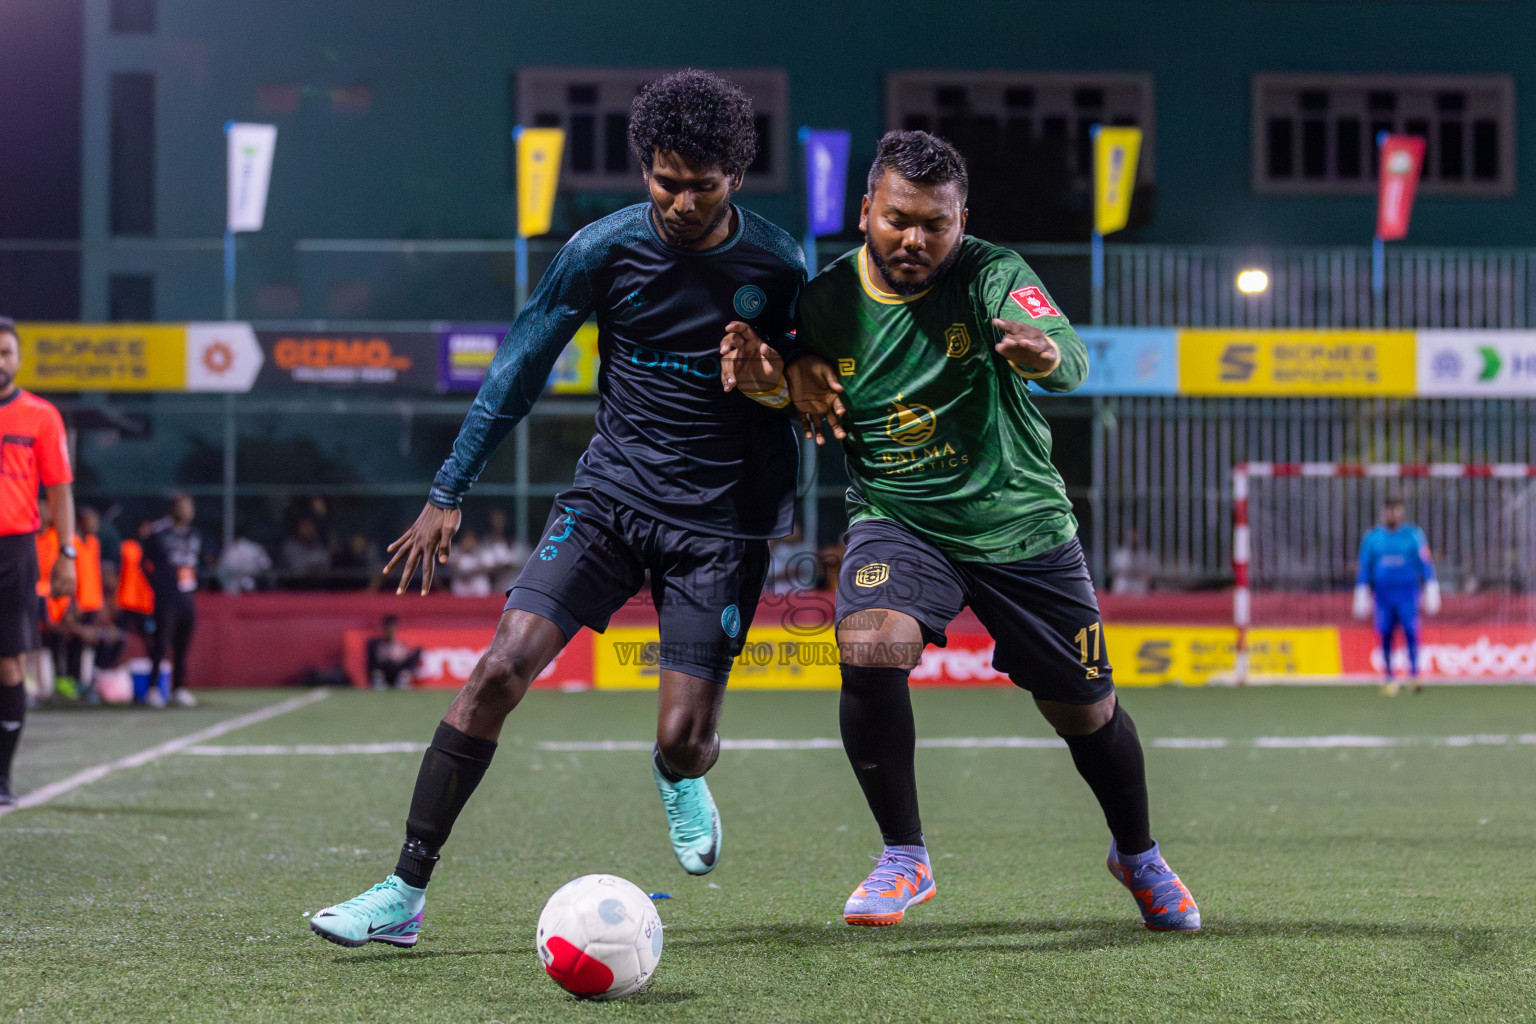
left=1236, top=269, right=1269, bottom=294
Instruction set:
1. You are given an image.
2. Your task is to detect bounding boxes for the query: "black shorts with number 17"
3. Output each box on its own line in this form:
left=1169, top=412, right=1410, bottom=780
left=835, top=519, right=1114, bottom=705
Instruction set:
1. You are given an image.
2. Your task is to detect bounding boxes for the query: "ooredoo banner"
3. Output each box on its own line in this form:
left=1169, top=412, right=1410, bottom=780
left=343, top=627, right=592, bottom=689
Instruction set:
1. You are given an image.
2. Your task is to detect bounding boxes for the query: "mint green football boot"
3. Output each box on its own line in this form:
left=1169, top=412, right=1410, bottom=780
left=309, top=875, right=425, bottom=948
left=652, top=750, right=722, bottom=875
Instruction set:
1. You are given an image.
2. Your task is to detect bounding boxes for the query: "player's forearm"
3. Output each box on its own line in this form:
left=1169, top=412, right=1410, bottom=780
left=46, top=483, right=75, bottom=547
left=1029, top=326, right=1089, bottom=393
left=430, top=330, right=571, bottom=507
left=430, top=257, right=591, bottom=506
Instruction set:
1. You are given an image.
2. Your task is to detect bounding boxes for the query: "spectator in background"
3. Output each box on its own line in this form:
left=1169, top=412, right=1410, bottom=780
left=116, top=520, right=156, bottom=640
left=367, top=615, right=422, bottom=690
left=447, top=530, right=493, bottom=597
left=333, top=532, right=384, bottom=591
left=218, top=532, right=273, bottom=594
left=480, top=508, right=529, bottom=595
left=280, top=517, right=332, bottom=587
left=1110, top=527, right=1156, bottom=596
left=142, top=494, right=202, bottom=708
left=50, top=506, right=112, bottom=700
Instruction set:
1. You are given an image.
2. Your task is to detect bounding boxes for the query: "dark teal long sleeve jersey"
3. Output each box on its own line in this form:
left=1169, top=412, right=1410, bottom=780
left=429, top=203, right=805, bottom=539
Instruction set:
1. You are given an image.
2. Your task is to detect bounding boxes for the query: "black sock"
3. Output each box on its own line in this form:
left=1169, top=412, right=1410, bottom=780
left=0, top=683, right=23, bottom=780
left=395, top=722, right=498, bottom=887
left=1059, top=702, right=1154, bottom=855
left=839, top=664, right=923, bottom=847
left=652, top=745, right=684, bottom=784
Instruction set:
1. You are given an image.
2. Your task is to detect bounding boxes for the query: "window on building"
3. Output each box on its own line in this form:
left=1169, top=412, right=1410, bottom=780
left=108, top=274, right=154, bottom=321
left=110, top=0, right=156, bottom=34
left=109, top=73, right=155, bottom=237
left=1253, top=74, right=1514, bottom=196
left=884, top=71, right=1156, bottom=188
left=512, top=68, right=788, bottom=191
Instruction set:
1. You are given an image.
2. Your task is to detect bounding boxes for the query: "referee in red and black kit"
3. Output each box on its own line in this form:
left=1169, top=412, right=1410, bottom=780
left=0, top=318, right=76, bottom=807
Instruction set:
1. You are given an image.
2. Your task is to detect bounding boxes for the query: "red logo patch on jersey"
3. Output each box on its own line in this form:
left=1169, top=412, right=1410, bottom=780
left=1008, top=286, right=1059, bottom=318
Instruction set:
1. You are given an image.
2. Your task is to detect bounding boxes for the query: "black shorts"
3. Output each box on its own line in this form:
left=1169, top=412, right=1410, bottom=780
left=0, top=532, right=40, bottom=657
left=505, top=486, right=770, bottom=685
left=836, top=519, right=1114, bottom=704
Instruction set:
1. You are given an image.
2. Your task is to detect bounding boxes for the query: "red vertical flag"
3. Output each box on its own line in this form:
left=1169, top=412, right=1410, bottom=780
left=1376, top=134, right=1426, bottom=241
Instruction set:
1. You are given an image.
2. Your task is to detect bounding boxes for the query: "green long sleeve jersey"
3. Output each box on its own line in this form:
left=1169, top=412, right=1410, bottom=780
left=797, top=238, right=1088, bottom=563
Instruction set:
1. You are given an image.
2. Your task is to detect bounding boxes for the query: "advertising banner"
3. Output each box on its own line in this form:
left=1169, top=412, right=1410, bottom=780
left=15, top=323, right=187, bottom=391
left=1339, top=625, right=1536, bottom=681
left=1105, top=625, right=1342, bottom=685
left=438, top=322, right=599, bottom=395
left=343, top=627, right=592, bottom=689
left=255, top=330, right=439, bottom=391
left=226, top=122, right=278, bottom=233
left=803, top=128, right=852, bottom=237
left=516, top=127, right=565, bottom=238
left=1068, top=328, right=1178, bottom=395
left=1416, top=330, right=1536, bottom=397
left=438, top=325, right=508, bottom=393
left=1377, top=133, right=1426, bottom=242
left=1179, top=329, right=1416, bottom=396
left=185, top=322, right=264, bottom=392
left=1092, top=126, right=1142, bottom=237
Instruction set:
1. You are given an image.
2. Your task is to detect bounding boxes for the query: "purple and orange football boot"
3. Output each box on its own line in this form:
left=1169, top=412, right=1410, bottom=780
left=1107, top=840, right=1201, bottom=932
left=843, top=844, right=936, bottom=926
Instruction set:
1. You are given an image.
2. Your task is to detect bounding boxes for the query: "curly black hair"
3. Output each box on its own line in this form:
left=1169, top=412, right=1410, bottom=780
left=627, top=69, right=758, bottom=178
left=866, top=130, right=968, bottom=202
left=0, top=316, right=15, bottom=339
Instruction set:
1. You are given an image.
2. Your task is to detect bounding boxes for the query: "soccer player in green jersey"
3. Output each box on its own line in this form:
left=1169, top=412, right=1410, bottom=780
left=744, top=131, right=1200, bottom=931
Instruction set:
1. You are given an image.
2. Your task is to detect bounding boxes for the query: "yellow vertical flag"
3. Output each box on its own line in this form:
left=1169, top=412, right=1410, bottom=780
left=516, top=127, right=565, bottom=238
left=1093, top=126, right=1142, bottom=236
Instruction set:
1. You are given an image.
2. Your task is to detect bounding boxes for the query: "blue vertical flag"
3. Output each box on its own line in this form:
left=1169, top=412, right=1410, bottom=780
left=800, top=128, right=851, bottom=274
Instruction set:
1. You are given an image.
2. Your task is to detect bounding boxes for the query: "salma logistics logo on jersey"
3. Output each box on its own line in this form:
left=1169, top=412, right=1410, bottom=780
left=885, top=400, right=937, bottom=447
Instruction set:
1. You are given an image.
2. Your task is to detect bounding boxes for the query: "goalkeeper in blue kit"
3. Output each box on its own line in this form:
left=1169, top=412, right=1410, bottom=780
left=1353, top=496, right=1439, bottom=693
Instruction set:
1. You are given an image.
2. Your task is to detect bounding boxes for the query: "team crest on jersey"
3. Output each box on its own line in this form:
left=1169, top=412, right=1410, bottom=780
left=854, top=563, right=890, bottom=588
left=944, top=324, right=971, bottom=358
left=885, top=400, right=937, bottom=447
left=1009, top=286, right=1059, bottom=319
left=837, top=358, right=856, bottom=377
left=733, top=285, right=767, bottom=318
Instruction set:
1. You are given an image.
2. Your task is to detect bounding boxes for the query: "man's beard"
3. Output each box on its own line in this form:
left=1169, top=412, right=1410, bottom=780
left=868, top=242, right=962, bottom=296
left=654, top=199, right=734, bottom=248
left=0, top=370, right=12, bottom=393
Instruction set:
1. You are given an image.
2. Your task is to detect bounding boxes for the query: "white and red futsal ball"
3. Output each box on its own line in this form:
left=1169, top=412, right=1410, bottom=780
left=536, top=874, right=663, bottom=1000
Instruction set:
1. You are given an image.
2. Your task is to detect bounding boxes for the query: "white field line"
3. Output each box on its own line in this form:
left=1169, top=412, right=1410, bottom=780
left=184, top=741, right=428, bottom=756
left=152, top=731, right=1536, bottom=759
left=0, top=690, right=330, bottom=818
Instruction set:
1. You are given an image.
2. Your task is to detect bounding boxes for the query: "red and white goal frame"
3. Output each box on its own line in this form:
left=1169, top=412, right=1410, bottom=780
left=1232, top=461, right=1536, bottom=684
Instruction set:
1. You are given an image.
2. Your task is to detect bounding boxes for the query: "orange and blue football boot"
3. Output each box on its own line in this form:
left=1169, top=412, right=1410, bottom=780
left=843, top=844, right=936, bottom=926
left=1107, top=840, right=1201, bottom=932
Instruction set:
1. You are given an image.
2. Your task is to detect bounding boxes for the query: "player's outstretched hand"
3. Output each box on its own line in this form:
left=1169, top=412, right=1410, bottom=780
left=384, top=502, right=462, bottom=596
left=992, top=317, right=1061, bottom=377
left=787, top=356, right=847, bottom=445
left=720, top=321, right=783, bottom=394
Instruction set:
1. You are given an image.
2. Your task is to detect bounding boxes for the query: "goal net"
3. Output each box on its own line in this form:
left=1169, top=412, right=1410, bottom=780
left=1233, top=462, right=1536, bottom=684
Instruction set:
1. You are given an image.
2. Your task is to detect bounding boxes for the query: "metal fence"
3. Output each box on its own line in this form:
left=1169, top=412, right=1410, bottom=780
left=11, top=238, right=1536, bottom=327
left=1099, top=397, right=1536, bottom=590
left=1097, top=245, right=1536, bottom=328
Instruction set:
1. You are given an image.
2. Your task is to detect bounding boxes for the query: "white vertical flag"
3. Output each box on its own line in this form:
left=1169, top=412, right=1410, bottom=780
left=226, top=122, right=277, bottom=232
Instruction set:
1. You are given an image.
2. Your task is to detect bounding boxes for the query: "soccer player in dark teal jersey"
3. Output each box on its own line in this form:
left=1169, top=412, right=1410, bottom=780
left=311, top=71, right=806, bottom=949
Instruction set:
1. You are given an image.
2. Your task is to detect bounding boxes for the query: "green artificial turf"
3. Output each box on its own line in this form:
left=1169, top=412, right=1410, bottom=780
left=3, top=685, right=1535, bottom=1023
